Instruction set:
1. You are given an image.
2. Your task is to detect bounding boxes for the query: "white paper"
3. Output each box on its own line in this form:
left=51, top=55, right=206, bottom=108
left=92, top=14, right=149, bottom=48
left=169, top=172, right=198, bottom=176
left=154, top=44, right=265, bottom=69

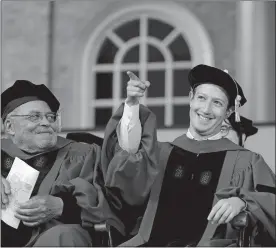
left=1, top=157, right=39, bottom=229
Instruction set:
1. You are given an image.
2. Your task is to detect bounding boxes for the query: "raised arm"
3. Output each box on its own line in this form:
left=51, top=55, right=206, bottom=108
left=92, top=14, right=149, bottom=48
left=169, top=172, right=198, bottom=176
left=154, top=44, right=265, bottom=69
left=101, top=72, right=158, bottom=207
left=116, top=71, right=150, bottom=154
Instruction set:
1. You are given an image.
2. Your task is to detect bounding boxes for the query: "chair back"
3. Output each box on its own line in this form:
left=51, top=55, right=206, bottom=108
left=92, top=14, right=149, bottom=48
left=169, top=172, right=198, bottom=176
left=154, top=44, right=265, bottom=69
left=66, top=132, right=103, bottom=147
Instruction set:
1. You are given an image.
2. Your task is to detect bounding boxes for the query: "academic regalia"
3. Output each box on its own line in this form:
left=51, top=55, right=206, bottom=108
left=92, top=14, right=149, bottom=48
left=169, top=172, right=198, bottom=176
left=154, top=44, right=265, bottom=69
left=1, top=136, right=124, bottom=247
left=100, top=103, right=159, bottom=235
left=1, top=80, right=60, bottom=121
left=227, top=114, right=258, bottom=137
left=188, top=64, right=247, bottom=107
left=103, top=104, right=276, bottom=247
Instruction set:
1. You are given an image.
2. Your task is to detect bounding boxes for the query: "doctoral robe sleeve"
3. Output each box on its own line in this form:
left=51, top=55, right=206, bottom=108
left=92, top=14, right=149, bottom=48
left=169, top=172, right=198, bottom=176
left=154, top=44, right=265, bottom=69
left=101, top=103, right=159, bottom=206
left=51, top=143, right=123, bottom=232
left=215, top=151, right=276, bottom=241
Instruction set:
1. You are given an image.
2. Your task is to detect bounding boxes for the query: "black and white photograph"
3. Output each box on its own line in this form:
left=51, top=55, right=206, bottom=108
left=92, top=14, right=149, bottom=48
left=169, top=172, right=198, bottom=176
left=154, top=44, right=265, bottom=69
left=1, top=0, right=275, bottom=247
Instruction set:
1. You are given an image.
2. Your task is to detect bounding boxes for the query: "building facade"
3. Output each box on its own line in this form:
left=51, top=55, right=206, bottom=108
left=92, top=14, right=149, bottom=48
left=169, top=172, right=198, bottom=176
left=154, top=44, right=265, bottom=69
left=1, top=0, right=275, bottom=167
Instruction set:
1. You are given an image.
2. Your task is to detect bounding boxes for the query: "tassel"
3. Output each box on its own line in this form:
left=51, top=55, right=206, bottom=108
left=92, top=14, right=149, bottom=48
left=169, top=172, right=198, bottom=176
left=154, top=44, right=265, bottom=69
left=235, top=95, right=241, bottom=122
left=235, top=111, right=240, bottom=123
left=223, top=68, right=241, bottom=122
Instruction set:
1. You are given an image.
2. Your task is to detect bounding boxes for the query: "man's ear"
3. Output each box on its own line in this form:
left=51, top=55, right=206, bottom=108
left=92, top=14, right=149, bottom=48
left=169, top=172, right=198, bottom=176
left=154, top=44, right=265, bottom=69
left=189, top=90, right=194, bottom=107
left=189, top=90, right=194, bottom=99
left=226, top=107, right=234, bottom=118
left=4, top=118, right=15, bottom=136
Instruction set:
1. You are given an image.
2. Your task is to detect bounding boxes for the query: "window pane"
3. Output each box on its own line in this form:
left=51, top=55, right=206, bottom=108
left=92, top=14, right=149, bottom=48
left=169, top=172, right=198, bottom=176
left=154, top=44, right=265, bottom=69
left=95, top=108, right=112, bottom=127
left=123, top=45, right=139, bottom=63
left=174, top=105, right=190, bottom=127
left=96, top=73, right=113, bottom=99
left=115, top=19, right=140, bottom=42
left=148, top=44, right=164, bottom=62
left=121, top=70, right=139, bottom=99
left=148, top=106, right=164, bottom=128
left=147, top=70, right=165, bottom=97
left=173, top=69, right=190, bottom=96
left=97, top=38, right=118, bottom=64
left=169, top=35, right=191, bottom=61
left=148, top=18, right=174, bottom=40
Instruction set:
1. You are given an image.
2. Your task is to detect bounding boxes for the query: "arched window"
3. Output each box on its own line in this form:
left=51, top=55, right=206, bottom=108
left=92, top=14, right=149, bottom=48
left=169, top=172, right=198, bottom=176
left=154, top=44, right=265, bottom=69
left=79, top=2, right=214, bottom=129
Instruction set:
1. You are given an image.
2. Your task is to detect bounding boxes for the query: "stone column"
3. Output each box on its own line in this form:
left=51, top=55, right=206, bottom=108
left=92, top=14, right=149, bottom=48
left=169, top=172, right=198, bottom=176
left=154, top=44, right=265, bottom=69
left=236, top=1, right=275, bottom=123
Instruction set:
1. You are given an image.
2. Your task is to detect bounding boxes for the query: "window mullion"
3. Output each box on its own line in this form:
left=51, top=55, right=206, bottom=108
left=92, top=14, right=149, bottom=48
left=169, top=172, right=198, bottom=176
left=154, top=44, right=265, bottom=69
left=165, top=64, right=173, bottom=127
left=107, top=31, right=124, bottom=48
left=140, top=14, right=148, bottom=105
left=163, top=29, right=179, bottom=46
left=91, top=70, right=96, bottom=128
left=113, top=65, right=121, bottom=113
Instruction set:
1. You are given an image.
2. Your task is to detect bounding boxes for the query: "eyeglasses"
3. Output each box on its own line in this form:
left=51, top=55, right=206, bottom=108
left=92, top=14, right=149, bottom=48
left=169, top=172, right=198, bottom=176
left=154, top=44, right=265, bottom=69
left=10, top=112, right=58, bottom=123
left=220, top=125, right=233, bottom=136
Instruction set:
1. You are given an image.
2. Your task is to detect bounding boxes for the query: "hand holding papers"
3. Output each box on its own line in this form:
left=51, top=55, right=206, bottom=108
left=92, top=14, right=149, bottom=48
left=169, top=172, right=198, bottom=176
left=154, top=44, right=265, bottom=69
left=1, top=157, right=39, bottom=229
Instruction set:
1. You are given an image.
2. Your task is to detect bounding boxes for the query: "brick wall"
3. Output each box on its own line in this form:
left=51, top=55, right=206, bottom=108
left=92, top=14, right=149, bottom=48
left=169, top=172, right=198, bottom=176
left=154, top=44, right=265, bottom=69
left=1, top=1, right=49, bottom=89
left=1, top=0, right=269, bottom=129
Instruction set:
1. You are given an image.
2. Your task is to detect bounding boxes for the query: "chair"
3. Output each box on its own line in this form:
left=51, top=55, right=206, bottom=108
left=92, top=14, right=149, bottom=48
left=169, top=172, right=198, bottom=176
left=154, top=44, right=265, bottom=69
left=231, top=211, right=251, bottom=247
left=66, top=132, right=113, bottom=246
left=66, top=132, right=251, bottom=247
left=66, top=132, right=103, bottom=147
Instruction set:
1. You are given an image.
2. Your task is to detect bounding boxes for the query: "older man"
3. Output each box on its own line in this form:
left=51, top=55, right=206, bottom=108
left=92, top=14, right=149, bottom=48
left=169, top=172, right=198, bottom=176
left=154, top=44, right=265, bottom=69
left=103, top=65, right=276, bottom=246
left=1, top=80, right=153, bottom=247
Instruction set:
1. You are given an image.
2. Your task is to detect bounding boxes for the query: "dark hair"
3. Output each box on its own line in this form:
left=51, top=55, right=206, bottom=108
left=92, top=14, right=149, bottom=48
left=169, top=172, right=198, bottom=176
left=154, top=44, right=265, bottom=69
left=238, top=130, right=244, bottom=146
left=224, top=118, right=244, bottom=147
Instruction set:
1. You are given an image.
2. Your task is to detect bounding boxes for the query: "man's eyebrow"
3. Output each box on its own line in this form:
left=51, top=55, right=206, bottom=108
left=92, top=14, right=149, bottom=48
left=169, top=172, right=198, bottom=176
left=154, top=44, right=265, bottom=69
left=212, top=97, right=226, bottom=102
left=196, top=92, right=227, bottom=103
left=24, top=111, right=40, bottom=114
left=23, top=111, right=54, bottom=114
left=211, top=97, right=228, bottom=106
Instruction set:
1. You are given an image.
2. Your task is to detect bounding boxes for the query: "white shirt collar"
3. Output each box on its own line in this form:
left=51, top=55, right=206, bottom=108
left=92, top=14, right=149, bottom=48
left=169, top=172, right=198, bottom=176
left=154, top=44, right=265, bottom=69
left=186, top=128, right=222, bottom=141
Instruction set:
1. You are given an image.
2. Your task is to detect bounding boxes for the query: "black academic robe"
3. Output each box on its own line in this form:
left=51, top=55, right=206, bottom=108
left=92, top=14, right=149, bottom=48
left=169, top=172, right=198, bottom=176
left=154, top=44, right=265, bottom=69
left=103, top=103, right=276, bottom=247
left=1, top=136, right=124, bottom=246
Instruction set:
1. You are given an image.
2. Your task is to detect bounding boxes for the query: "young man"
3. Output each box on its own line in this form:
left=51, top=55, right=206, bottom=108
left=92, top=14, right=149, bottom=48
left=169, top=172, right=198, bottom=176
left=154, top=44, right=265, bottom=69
left=103, top=65, right=276, bottom=246
left=221, top=114, right=258, bottom=147
left=1, top=80, right=155, bottom=246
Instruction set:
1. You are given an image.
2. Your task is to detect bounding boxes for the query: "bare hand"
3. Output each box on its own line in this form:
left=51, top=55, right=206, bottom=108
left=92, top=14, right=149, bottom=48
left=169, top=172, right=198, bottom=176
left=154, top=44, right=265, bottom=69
left=126, top=71, right=150, bottom=106
left=1, top=176, right=11, bottom=209
left=14, top=195, right=64, bottom=227
left=207, top=197, right=246, bottom=224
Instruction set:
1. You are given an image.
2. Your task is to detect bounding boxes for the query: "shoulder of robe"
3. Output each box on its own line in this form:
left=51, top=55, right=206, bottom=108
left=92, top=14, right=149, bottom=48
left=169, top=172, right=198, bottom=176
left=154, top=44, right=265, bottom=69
left=234, top=150, right=268, bottom=171
left=65, top=140, right=100, bottom=157
left=139, top=104, right=155, bottom=122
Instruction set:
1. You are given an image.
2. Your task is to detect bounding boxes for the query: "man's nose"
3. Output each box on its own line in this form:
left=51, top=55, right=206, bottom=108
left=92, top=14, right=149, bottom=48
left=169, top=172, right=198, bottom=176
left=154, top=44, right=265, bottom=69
left=39, top=115, right=50, bottom=125
left=202, top=101, right=212, bottom=114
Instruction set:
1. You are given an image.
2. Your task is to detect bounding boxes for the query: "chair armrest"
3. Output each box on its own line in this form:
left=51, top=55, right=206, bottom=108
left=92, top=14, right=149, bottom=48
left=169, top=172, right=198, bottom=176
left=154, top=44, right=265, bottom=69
left=94, top=222, right=126, bottom=247
left=94, top=223, right=110, bottom=232
left=94, top=222, right=113, bottom=247
left=231, top=212, right=252, bottom=247
left=231, top=211, right=249, bottom=230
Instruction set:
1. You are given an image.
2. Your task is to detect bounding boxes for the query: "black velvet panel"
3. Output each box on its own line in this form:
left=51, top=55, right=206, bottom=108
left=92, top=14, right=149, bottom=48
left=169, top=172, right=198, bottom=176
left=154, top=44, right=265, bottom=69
left=148, top=146, right=226, bottom=246
left=1, top=150, right=58, bottom=196
left=1, top=149, right=58, bottom=246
